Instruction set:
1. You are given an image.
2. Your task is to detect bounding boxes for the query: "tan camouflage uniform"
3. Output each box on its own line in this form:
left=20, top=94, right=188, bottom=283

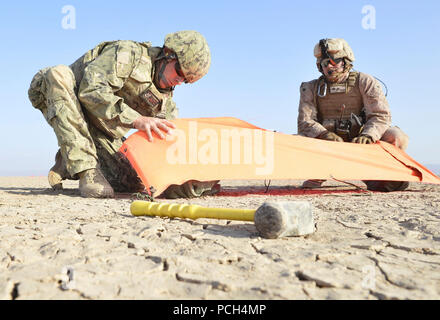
left=28, top=40, right=178, bottom=192
left=298, top=38, right=408, bottom=150
left=299, top=38, right=410, bottom=192
left=298, top=72, right=409, bottom=150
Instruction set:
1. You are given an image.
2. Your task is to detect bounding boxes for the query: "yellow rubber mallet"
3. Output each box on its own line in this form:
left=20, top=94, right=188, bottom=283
left=130, top=201, right=314, bottom=239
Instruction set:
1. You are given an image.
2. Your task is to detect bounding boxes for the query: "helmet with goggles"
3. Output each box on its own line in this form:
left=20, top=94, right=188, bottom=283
left=313, top=38, right=355, bottom=73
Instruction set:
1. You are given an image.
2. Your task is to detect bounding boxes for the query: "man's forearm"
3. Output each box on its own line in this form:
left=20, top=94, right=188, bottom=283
left=298, top=119, right=327, bottom=138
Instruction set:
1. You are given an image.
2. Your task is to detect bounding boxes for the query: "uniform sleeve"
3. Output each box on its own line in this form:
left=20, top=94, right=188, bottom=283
left=165, top=97, right=179, bottom=120
left=78, top=41, right=142, bottom=127
left=358, top=73, right=391, bottom=141
left=297, top=81, right=327, bottom=137
left=155, top=90, right=179, bottom=120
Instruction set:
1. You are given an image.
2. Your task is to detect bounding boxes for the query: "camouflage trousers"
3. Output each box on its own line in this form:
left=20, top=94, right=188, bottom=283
left=28, top=65, right=144, bottom=192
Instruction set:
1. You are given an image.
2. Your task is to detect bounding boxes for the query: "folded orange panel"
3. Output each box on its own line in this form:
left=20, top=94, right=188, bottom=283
left=120, top=117, right=440, bottom=195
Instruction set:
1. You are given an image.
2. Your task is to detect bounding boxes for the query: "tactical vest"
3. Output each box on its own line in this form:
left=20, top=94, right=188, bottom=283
left=314, top=72, right=364, bottom=137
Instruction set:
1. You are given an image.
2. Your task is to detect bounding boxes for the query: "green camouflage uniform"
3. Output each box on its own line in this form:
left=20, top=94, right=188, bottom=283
left=28, top=40, right=178, bottom=192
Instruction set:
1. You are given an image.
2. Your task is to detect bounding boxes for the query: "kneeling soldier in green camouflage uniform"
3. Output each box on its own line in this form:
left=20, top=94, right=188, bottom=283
left=29, top=30, right=219, bottom=198
left=298, top=38, right=409, bottom=192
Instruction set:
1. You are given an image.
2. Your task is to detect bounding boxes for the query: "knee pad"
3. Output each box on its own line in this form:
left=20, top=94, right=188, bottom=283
left=381, top=127, right=409, bottom=150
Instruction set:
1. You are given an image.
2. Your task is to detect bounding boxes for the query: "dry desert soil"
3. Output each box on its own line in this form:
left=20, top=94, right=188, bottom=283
left=0, top=177, right=439, bottom=300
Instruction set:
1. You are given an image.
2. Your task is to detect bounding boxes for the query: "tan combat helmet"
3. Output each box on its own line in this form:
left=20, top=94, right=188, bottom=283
left=164, top=30, right=211, bottom=83
left=313, top=38, right=355, bottom=72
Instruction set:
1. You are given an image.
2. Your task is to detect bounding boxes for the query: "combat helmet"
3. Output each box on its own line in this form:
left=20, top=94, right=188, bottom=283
left=164, top=30, right=211, bottom=83
left=313, top=38, right=355, bottom=73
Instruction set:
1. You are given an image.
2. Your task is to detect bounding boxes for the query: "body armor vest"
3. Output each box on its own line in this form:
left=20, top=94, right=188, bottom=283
left=315, top=72, right=364, bottom=140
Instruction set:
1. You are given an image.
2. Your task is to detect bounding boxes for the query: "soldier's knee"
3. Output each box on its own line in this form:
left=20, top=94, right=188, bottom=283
left=380, top=126, right=409, bottom=150
left=44, top=65, right=76, bottom=89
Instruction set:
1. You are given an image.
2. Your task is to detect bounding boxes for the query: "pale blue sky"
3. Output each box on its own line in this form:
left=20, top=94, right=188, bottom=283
left=0, top=0, right=439, bottom=175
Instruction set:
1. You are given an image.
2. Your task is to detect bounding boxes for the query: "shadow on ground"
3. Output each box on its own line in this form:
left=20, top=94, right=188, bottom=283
left=217, top=185, right=368, bottom=197
left=0, top=187, right=81, bottom=197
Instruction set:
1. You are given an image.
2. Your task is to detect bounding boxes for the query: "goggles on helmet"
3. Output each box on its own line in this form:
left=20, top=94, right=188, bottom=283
left=175, top=61, right=186, bottom=80
left=320, top=57, right=344, bottom=68
left=155, top=49, right=187, bottom=88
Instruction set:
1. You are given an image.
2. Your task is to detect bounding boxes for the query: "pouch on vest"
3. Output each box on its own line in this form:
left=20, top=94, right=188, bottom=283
left=335, top=111, right=365, bottom=142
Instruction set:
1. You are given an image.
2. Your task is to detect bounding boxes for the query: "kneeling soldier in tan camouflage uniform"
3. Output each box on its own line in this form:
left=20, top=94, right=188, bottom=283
left=298, top=38, right=409, bottom=192
left=29, top=31, right=219, bottom=198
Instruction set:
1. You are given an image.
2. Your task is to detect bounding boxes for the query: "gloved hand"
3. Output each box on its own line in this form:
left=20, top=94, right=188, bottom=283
left=161, top=180, right=221, bottom=199
left=317, top=131, right=344, bottom=142
left=351, top=135, right=374, bottom=144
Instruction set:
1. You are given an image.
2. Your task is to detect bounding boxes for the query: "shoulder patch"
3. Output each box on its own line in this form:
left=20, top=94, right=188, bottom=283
left=140, top=88, right=161, bottom=108
left=300, top=82, right=308, bottom=92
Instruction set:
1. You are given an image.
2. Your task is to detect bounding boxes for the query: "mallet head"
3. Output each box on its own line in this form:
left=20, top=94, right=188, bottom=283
left=254, top=201, right=314, bottom=239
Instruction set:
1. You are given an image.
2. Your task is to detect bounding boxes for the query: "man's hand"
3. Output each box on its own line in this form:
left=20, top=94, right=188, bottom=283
left=351, top=135, right=374, bottom=144
left=317, top=131, right=344, bottom=142
left=132, top=116, right=176, bottom=142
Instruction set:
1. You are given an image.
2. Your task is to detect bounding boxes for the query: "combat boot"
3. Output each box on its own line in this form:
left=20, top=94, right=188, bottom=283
left=78, top=168, right=114, bottom=198
left=48, top=149, right=72, bottom=190
left=364, top=180, right=409, bottom=192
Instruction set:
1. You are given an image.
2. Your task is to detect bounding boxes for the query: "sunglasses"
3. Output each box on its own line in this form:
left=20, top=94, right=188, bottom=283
left=175, top=61, right=186, bottom=79
left=321, top=58, right=344, bottom=68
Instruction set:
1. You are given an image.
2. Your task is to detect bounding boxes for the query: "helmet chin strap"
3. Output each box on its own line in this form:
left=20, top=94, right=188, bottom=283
left=153, top=48, right=176, bottom=92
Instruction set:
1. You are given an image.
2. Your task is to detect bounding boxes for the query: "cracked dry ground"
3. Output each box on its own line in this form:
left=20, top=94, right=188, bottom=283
left=0, top=177, right=439, bottom=300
